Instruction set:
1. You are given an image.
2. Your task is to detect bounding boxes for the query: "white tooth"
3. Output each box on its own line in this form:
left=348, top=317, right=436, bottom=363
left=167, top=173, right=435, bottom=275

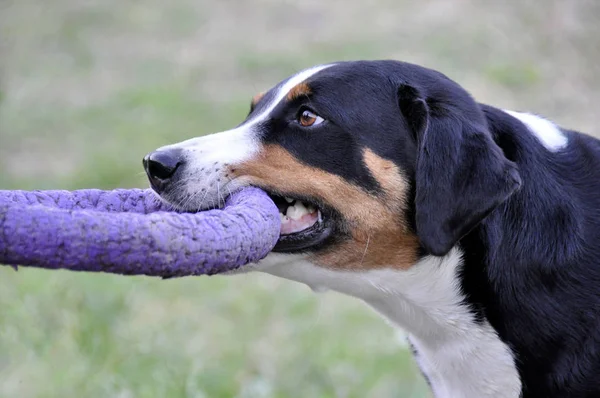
left=285, top=197, right=294, bottom=203
left=286, top=202, right=308, bottom=220
left=294, top=202, right=308, bottom=214
left=317, top=210, right=323, bottom=222
left=286, top=206, right=300, bottom=220
left=279, top=213, right=286, bottom=222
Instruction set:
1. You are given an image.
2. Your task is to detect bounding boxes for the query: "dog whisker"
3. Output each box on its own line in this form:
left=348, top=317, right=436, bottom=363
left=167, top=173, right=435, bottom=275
left=359, top=234, right=371, bottom=268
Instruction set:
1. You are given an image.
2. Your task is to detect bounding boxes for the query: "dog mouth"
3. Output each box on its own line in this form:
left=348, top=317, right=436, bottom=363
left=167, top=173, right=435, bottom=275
left=156, top=186, right=335, bottom=253
left=268, top=193, right=334, bottom=252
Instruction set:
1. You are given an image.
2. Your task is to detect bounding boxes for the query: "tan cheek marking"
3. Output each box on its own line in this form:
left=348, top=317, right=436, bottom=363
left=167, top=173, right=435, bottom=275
left=231, top=145, right=419, bottom=270
left=251, top=92, right=265, bottom=107
left=362, top=148, right=409, bottom=211
left=286, top=82, right=311, bottom=102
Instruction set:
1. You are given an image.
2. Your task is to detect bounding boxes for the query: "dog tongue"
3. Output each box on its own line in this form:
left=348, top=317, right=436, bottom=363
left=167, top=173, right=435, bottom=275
left=280, top=212, right=318, bottom=235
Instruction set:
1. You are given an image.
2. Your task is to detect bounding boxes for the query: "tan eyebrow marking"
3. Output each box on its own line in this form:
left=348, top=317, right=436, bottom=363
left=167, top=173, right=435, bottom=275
left=251, top=92, right=265, bottom=107
left=286, top=82, right=312, bottom=102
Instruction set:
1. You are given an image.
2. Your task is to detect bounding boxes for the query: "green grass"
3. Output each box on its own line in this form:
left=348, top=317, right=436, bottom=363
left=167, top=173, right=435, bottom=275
left=1, top=0, right=600, bottom=397
left=0, top=270, right=427, bottom=398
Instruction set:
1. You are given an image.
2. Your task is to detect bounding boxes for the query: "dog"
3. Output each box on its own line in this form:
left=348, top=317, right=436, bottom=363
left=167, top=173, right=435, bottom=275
left=143, top=60, right=600, bottom=398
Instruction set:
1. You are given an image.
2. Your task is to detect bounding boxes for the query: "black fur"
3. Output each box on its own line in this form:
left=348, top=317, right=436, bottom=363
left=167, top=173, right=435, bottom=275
left=460, top=105, right=600, bottom=397
left=250, top=60, right=600, bottom=397
left=395, top=81, right=521, bottom=256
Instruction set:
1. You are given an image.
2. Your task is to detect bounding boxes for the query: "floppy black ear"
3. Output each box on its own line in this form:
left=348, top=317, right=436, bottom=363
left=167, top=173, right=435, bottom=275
left=398, top=84, right=521, bottom=256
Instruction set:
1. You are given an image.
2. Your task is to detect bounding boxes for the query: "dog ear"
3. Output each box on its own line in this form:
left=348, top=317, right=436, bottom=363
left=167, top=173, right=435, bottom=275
left=397, top=84, right=521, bottom=256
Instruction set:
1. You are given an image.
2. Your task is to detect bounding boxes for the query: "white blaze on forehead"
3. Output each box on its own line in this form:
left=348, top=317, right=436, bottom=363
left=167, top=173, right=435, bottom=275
left=243, top=63, right=333, bottom=127
left=504, top=110, right=568, bottom=152
left=159, top=64, right=334, bottom=167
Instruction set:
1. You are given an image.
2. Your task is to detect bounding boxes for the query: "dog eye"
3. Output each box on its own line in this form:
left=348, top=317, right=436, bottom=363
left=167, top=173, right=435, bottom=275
left=298, top=109, right=324, bottom=127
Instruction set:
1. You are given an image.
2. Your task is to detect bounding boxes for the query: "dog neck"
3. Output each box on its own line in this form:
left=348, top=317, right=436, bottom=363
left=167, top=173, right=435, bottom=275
left=257, top=249, right=522, bottom=398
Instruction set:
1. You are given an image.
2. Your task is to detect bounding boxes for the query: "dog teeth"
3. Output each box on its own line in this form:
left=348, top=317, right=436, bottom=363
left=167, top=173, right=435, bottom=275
left=278, top=199, right=320, bottom=234
left=286, top=201, right=307, bottom=220
left=285, top=197, right=294, bottom=203
left=280, top=200, right=318, bottom=221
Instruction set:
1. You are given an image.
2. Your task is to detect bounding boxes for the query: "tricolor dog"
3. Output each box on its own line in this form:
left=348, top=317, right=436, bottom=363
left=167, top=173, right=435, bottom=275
left=143, top=61, right=600, bottom=398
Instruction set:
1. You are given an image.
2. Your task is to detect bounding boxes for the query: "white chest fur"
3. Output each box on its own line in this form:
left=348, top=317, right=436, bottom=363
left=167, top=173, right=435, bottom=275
left=255, top=249, right=522, bottom=398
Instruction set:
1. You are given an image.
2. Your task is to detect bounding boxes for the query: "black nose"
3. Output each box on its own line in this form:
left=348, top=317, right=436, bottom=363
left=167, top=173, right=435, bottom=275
left=143, top=149, right=184, bottom=192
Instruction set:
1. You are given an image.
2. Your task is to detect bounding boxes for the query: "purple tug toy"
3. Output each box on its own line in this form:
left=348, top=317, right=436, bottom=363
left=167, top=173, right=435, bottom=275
left=0, top=187, right=280, bottom=278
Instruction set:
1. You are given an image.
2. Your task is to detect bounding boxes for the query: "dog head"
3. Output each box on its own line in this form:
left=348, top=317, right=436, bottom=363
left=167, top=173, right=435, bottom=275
left=144, top=61, right=521, bottom=276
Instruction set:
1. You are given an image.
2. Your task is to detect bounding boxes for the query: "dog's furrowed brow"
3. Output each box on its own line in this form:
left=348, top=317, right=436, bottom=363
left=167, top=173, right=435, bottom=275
left=286, top=82, right=312, bottom=102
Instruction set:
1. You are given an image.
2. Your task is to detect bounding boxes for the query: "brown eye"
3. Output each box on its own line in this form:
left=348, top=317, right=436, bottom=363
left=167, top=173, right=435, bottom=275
left=298, top=109, right=324, bottom=127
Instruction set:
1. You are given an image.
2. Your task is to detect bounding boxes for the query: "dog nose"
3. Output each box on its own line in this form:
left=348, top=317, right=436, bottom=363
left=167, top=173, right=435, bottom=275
left=143, top=149, right=184, bottom=192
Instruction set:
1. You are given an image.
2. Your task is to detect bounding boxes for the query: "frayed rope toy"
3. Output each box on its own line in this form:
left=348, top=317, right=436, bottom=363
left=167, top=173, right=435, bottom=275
left=0, top=187, right=281, bottom=278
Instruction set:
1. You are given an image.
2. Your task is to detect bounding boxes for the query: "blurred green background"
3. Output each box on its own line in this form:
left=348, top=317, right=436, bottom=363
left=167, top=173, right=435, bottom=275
left=1, top=1, right=599, bottom=397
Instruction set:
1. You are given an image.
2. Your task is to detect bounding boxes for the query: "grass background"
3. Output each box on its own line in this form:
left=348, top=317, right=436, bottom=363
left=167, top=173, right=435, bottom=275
left=1, top=1, right=599, bottom=397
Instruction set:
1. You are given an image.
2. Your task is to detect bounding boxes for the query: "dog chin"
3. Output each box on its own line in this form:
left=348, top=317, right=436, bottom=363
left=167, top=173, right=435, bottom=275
left=220, top=252, right=305, bottom=276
